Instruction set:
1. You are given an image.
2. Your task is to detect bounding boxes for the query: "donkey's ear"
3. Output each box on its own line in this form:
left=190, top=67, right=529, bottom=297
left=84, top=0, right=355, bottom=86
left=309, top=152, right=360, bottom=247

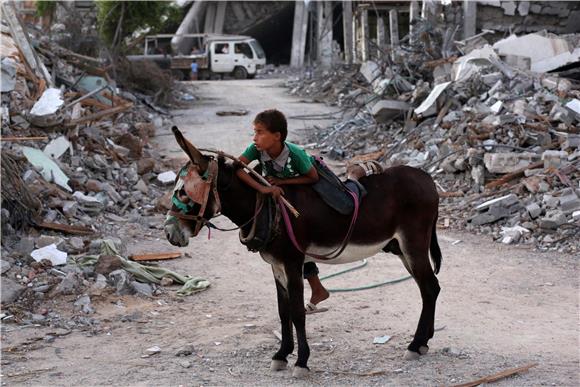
left=172, top=126, right=208, bottom=171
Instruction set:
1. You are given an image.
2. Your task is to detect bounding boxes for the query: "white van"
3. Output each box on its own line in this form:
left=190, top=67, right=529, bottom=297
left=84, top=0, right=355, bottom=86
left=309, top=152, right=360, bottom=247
left=128, top=34, right=266, bottom=80
left=203, top=36, right=266, bottom=79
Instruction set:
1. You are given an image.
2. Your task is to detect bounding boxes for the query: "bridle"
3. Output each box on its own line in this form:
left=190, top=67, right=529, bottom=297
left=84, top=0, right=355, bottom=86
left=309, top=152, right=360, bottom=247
left=167, top=158, right=263, bottom=234
left=167, top=158, right=221, bottom=236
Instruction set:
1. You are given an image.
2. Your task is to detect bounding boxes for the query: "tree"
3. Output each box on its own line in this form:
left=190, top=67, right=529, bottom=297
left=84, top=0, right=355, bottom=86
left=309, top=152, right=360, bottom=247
left=96, top=1, right=181, bottom=51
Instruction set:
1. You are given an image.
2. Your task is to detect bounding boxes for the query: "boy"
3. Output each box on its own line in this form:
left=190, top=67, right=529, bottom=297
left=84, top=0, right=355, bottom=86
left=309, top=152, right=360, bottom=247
left=236, top=109, right=329, bottom=313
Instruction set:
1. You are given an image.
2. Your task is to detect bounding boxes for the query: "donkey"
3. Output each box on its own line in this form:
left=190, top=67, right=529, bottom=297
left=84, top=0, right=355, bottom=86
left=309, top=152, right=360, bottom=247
left=164, top=126, right=442, bottom=377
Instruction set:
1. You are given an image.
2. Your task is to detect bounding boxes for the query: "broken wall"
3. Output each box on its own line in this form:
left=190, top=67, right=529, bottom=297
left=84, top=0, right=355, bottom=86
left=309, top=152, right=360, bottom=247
left=444, top=1, right=580, bottom=38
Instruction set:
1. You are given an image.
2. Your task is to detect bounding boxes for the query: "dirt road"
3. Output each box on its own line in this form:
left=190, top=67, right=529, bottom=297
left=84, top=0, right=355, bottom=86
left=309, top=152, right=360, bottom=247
left=2, top=79, right=578, bottom=386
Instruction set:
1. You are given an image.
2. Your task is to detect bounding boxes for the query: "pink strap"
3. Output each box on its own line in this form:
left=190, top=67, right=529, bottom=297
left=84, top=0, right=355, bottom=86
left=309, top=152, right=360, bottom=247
left=279, top=190, right=359, bottom=260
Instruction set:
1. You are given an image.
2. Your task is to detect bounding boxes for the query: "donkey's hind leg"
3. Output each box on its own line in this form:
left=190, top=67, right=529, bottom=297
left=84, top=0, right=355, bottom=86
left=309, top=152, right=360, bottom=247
left=395, top=236, right=440, bottom=360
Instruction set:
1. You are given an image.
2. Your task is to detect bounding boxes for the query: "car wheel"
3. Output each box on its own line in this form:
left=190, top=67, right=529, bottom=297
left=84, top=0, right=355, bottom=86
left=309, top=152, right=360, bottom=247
left=233, top=66, right=248, bottom=80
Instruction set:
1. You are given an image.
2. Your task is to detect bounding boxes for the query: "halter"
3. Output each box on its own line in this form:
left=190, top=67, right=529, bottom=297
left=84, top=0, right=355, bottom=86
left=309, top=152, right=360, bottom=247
left=167, top=158, right=263, bottom=234
left=168, top=159, right=221, bottom=236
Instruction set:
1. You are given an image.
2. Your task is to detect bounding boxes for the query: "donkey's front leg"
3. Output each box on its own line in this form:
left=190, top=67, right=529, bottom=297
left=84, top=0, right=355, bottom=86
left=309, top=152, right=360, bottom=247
left=271, top=266, right=293, bottom=371
left=285, top=261, right=310, bottom=378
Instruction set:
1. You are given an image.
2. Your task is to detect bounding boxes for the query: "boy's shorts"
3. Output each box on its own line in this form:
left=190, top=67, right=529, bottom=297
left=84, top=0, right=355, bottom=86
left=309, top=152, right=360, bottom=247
left=304, top=262, right=319, bottom=279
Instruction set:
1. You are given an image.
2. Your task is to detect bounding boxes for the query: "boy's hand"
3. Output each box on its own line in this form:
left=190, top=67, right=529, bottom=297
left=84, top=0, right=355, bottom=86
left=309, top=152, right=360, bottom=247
left=262, top=186, right=284, bottom=199
left=266, top=176, right=283, bottom=186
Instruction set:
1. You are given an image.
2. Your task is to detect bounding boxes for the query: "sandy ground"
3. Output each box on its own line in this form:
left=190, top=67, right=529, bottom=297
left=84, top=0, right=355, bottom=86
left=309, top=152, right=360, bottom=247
left=1, top=78, right=578, bottom=386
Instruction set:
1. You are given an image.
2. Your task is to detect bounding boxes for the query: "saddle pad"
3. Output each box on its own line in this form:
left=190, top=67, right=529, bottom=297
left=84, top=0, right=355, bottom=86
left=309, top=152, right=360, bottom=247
left=312, top=158, right=357, bottom=215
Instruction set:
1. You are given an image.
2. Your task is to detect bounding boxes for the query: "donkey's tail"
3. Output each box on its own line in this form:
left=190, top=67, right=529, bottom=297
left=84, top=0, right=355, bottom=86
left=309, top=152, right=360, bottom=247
left=430, top=217, right=442, bottom=275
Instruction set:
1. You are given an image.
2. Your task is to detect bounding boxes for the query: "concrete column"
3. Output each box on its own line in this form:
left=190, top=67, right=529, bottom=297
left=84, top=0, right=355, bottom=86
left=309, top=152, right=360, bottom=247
left=352, top=10, right=358, bottom=63
left=409, top=0, right=420, bottom=43
left=389, top=9, right=399, bottom=50
left=290, top=0, right=308, bottom=67
left=342, top=0, right=354, bottom=64
left=230, top=1, right=246, bottom=21
left=377, top=16, right=385, bottom=58
left=214, top=1, right=227, bottom=34
left=203, top=2, right=216, bottom=33
left=316, top=1, right=324, bottom=61
left=463, top=0, right=477, bottom=39
left=361, top=9, right=369, bottom=62
left=320, top=1, right=333, bottom=67
left=172, top=1, right=207, bottom=55
left=421, top=0, right=439, bottom=24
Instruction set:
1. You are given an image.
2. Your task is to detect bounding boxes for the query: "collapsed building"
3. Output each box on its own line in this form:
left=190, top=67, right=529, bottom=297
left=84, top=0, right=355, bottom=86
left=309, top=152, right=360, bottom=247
left=171, top=1, right=580, bottom=67
left=281, top=1, right=579, bottom=252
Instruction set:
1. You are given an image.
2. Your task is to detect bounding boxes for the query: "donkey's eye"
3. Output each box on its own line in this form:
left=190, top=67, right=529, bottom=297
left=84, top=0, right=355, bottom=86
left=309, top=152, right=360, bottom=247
left=178, top=189, right=189, bottom=201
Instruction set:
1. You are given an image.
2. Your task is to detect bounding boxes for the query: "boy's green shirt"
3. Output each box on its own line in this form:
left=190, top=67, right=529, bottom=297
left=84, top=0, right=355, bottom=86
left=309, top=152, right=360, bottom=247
left=241, top=142, right=314, bottom=178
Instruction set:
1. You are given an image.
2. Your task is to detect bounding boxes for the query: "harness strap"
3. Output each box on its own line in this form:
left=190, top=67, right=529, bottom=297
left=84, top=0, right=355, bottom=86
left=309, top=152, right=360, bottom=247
left=279, top=190, right=359, bottom=260
left=168, top=195, right=265, bottom=233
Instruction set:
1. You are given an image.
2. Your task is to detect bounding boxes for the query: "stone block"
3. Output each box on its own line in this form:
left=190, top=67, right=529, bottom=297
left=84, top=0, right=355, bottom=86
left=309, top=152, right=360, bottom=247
left=543, top=194, right=560, bottom=209
left=500, top=54, right=531, bottom=70
left=539, top=210, right=567, bottom=229
left=359, top=61, right=381, bottom=84
left=370, top=100, right=411, bottom=123
left=526, top=203, right=542, bottom=219
left=131, top=281, right=153, bottom=297
left=483, top=152, right=539, bottom=174
left=1, top=259, right=11, bottom=274
left=562, top=134, right=580, bottom=150
left=518, top=1, right=530, bottom=16
left=559, top=194, right=580, bottom=213
left=542, top=150, right=568, bottom=169
left=502, top=1, right=516, bottom=15
left=95, top=255, right=123, bottom=275
left=109, top=269, right=134, bottom=296
left=52, top=272, right=83, bottom=296
left=1, top=278, right=25, bottom=304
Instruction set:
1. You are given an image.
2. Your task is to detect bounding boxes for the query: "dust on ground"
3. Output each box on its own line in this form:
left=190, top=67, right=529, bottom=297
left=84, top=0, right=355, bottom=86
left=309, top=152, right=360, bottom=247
left=2, top=79, right=578, bottom=387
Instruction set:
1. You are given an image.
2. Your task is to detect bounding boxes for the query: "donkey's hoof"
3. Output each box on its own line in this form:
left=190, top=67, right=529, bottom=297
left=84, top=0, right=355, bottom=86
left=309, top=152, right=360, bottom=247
left=292, top=366, right=309, bottom=378
left=271, top=360, right=287, bottom=371
left=404, top=346, right=429, bottom=360
left=404, top=350, right=420, bottom=360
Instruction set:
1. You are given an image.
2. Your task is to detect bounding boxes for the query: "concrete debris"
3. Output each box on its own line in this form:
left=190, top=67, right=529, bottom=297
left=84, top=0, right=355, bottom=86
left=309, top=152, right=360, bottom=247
left=493, top=33, right=575, bottom=73
left=157, top=171, right=178, bottom=185
left=52, top=273, right=84, bottom=296
left=109, top=269, right=134, bottom=296
left=30, top=244, right=68, bottom=266
left=43, top=136, right=72, bottom=160
left=565, top=99, right=580, bottom=119
left=29, top=88, right=64, bottom=116
left=500, top=225, right=530, bottom=244
left=291, top=22, right=579, bottom=254
left=414, top=82, right=451, bottom=117
left=1, top=278, right=25, bottom=304
left=1, top=13, right=207, bottom=322
left=1, top=57, right=17, bottom=92
left=74, top=295, right=95, bottom=314
left=21, top=146, right=72, bottom=192
left=131, top=281, right=154, bottom=297
left=371, top=100, right=411, bottom=123
left=484, top=152, right=539, bottom=174
left=539, top=210, right=567, bottom=230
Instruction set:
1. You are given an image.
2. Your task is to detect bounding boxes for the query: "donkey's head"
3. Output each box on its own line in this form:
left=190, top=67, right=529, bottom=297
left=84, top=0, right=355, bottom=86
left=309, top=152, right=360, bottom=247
left=164, top=126, right=221, bottom=247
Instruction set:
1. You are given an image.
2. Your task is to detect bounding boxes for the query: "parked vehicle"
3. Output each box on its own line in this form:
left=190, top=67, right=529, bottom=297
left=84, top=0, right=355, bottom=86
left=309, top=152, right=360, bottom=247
left=127, top=34, right=266, bottom=80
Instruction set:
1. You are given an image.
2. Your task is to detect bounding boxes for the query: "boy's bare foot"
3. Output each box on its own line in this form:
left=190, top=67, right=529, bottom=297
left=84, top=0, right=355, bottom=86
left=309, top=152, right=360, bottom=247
left=309, top=287, right=330, bottom=306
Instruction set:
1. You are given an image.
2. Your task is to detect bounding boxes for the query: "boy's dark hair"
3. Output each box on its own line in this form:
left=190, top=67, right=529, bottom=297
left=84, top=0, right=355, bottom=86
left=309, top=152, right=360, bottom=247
left=254, top=109, right=287, bottom=142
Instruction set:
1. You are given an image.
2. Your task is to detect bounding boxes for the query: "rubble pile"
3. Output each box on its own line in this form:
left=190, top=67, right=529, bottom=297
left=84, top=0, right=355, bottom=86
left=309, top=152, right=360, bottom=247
left=289, top=24, right=579, bottom=253
left=1, top=7, right=204, bottom=320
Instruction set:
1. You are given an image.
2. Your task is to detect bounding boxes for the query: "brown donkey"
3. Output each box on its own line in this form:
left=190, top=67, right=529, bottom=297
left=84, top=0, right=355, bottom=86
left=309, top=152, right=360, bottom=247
left=164, top=126, right=442, bottom=377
